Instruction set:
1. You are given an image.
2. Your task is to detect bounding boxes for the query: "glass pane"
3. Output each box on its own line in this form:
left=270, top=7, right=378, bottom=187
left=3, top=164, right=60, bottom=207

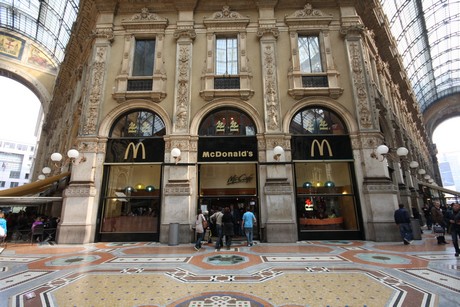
left=290, top=107, right=347, bottom=135
left=198, top=108, right=256, bottom=136
left=215, top=37, right=238, bottom=75
left=298, top=36, right=323, bottom=73
left=200, top=164, right=256, bottom=195
left=110, top=110, right=166, bottom=137
left=132, top=39, right=155, bottom=76
left=295, top=162, right=358, bottom=231
left=100, top=165, right=161, bottom=233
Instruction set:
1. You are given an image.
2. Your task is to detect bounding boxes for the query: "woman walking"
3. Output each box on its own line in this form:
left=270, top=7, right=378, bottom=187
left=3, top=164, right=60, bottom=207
left=222, top=207, right=235, bottom=250
left=194, top=209, right=206, bottom=251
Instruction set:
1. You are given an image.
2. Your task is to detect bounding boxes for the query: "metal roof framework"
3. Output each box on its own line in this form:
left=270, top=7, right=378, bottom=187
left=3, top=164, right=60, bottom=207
left=0, top=0, right=79, bottom=64
left=380, top=0, right=460, bottom=112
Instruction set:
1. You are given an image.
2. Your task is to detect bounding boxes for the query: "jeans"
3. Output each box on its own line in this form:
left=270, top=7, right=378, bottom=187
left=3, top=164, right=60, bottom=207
left=244, top=227, right=253, bottom=245
left=398, top=223, right=413, bottom=241
left=195, top=231, right=204, bottom=248
left=451, top=227, right=460, bottom=254
left=215, top=224, right=223, bottom=248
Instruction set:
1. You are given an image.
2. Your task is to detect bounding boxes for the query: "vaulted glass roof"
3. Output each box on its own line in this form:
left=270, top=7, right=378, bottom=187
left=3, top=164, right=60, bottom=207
left=380, top=0, right=460, bottom=112
left=0, top=0, right=79, bottom=64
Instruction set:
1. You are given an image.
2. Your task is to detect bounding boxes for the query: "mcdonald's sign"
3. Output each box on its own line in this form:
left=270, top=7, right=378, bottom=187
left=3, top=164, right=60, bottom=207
left=105, top=139, right=165, bottom=163
left=310, top=139, right=333, bottom=157
left=291, top=136, right=353, bottom=160
left=124, top=142, right=146, bottom=160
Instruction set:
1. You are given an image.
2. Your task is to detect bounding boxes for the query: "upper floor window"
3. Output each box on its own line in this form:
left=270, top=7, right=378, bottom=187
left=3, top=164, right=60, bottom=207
left=113, top=8, right=168, bottom=103
left=299, top=36, right=323, bottom=73
left=216, top=37, right=238, bottom=75
left=285, top=4, right=342, bottom=99
left=10, top=171, right=20, bottom=179
left=133, top=39, right=155, bottom=76
left=10, top=182, right=19, bottom=188
left=0, top=181, right=5, bottom=187
left=201, top=6, right=253, bottom=101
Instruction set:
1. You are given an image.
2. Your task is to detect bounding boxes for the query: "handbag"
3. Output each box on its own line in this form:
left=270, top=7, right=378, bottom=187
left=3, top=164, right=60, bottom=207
left=202, top=218, right=208, bottom=229
left=432, top=224, right=444, bottom=234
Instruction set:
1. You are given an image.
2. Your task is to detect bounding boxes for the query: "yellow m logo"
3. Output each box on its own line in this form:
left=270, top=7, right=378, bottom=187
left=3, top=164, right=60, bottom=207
left=124, top=142, right=146, bottom=160
left=310, top=139, right=333, bottom=157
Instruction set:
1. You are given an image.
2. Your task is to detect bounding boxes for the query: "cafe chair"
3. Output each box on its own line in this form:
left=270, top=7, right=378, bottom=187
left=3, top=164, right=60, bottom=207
left=31, top=224, right=45, bottom=244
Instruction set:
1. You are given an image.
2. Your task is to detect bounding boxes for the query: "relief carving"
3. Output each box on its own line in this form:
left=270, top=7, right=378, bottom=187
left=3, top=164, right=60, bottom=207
left=174, top=45, right=191, bottom=132
left=262, top=44, right=280, bottom=131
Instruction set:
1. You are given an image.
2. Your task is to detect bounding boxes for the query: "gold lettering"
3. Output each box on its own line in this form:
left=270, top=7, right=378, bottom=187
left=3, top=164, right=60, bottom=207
left=310, top=139, right=333, bottom=157
left=229, top=119, right=239, bottom=132
left=319, top=119, right=329, bottom=130
left=216, top=120, right=225, bottom=132
left=124, top=142, right=146, bottom=160
left=128, top=122, right=137, bottom=134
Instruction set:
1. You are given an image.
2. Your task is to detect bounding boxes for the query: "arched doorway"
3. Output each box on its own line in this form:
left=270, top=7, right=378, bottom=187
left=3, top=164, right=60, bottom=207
left=197, top=107, right=259, bottom=239
left=97, top=109, right=166, bottom=242
left=290, top=106, right=364, bottom=240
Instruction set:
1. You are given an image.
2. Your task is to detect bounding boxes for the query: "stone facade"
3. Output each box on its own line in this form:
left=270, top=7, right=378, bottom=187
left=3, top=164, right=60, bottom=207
left=33, top=0, right=433, bottom=244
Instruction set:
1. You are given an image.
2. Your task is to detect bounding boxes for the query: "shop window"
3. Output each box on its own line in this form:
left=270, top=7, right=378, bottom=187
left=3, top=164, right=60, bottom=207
left=285, top=4, right=343, bottom=99
left=201, top=6, right=253, bottom=101
left=113, top=8, right=168, bottom=103
left=100, top=109, right=165, bottom=241
left=290, top=107, right=359, bottom=234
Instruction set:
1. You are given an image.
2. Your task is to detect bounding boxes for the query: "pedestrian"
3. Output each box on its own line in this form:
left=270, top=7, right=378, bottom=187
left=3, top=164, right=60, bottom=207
left=422, top=203, right=432, bottom=230
left=446, top=202, right=460, bottom=257
left=210, top=207, right=224, bottom=249
left=394, top=204, right=413, bottom=245
left=242, top=207, right=256, bottom=247
left=0, top=211, right=7, bottom=240
left=222, top=207, right=235, bottom=250
left=194, top=209, right=206, bottom=251
left=431, top=201, right=448, bottom=244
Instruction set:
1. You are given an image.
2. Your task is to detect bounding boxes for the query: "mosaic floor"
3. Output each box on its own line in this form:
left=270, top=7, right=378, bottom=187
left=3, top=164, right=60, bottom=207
left=0, top=230, right=459, bottom=307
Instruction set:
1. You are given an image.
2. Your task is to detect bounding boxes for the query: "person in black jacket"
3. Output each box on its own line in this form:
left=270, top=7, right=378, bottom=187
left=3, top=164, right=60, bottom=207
left=222, top=207, right=235, bottom=250
left=446, top=203, right=460, bottom=257
left=394, top=204, right=413, bottom=245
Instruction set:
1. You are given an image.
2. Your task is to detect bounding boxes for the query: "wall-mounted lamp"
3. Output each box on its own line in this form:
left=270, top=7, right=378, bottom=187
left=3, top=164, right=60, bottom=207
left=171, top=147, right=181, bottom=164
left=428, top=179, right=434, bottom=184
left=51, top=149, right=86, bottom=167
left=409, top=161, right=419, bottom=169
left=273, top=145, right=284, bottom=161
left=424, top=174, right=431, bottom=180
left=370, top=145, right=408, bottom=161
left=417, top=169, right=426, bottom=175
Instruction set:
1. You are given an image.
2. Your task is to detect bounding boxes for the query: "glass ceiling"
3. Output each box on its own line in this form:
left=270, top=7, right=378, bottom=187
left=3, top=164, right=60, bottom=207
left=380, top=0, right=460, bottom=112
left=0, top=0, right=79, bottom=64
left=0, top=0, right=458, bottom=113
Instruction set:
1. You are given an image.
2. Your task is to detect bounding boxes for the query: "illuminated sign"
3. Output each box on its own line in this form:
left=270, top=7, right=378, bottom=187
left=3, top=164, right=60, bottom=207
left=198, top=137, right=258, bottom=162
left=311, top=139, right=333, bottom=157
left=124, top=142, right=146, bottom=160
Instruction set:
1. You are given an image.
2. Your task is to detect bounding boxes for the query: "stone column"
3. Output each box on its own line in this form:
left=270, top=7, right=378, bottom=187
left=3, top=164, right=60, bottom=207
left=257, top=7, right=297, bottom=242
left=341, top=20, right=400, bottom=241
left=159, top=26, right=196, bottom=244
left=56, top=16, right=113, bottom=244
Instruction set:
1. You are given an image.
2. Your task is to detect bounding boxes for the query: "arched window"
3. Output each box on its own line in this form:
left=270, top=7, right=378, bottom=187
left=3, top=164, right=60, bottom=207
left=290, top=107, right=347, bottom=135
left=199, top=108, right=256, bottom=136
left=110, top=109, right=166, bottom=138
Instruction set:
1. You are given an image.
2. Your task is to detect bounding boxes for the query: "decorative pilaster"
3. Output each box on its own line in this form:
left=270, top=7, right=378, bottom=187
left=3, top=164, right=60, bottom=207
left=173, top=29, right=195, bottom=133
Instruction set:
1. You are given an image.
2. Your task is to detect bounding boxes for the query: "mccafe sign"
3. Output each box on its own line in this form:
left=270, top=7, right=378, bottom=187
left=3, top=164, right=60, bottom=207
left=198, top=137, right=258, bottom=162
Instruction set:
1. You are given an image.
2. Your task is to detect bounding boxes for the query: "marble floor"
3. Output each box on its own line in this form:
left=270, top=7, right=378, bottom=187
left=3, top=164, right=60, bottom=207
left=0, top=230, right=459, bottom=307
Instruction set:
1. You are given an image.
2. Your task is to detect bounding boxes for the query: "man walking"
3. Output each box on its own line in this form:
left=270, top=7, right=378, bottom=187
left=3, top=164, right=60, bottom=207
left=394, top=204, right=413, bottom=245
left=242, top=207, right=256, bottom=247
left=210, top=207, right=224, bottom=250
left=446, top=203, right=460, bottom=257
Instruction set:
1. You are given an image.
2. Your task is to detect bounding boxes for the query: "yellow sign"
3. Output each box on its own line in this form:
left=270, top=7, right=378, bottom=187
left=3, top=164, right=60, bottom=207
left=311, top=139, right=333, bottom=157
left=0, top=33, right=24, bottom=59
left=124, top=142, right=146, bottom=160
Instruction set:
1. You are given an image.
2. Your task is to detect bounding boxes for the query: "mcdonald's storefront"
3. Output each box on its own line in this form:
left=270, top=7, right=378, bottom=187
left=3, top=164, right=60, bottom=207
left=290, top=108, right=364, bottom=240
left=94, top=107, right=364, bottom=242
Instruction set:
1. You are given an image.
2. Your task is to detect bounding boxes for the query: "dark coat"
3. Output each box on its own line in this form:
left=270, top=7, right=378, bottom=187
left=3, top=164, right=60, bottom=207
left=222, top=212, right=234, bottom=236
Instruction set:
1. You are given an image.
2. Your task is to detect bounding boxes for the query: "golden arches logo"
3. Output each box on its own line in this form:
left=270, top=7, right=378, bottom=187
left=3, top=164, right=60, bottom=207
left=310, top=139, right=333, bottom=157
left=124, top=142, right=146, bottom=160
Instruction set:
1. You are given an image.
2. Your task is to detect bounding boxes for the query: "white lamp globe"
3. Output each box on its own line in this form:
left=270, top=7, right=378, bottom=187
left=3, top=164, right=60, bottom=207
left=67, top=149, right=79, bottom=159
left=42, top=167, right=52, bottom=174
left=38, top=174, right=46, bottom=180
left=51, top=152, right=63, bottom=162
left=274, top=146, right=284, bottom=156
left=171, top=148, right=181, bottom=158
left=396, top=147, right=408, bottom=157
left=376, top=145, right=389, bottom=155
left=417, top=169, right=426, bottom=175
left=409, top=161, right=419, bottom=169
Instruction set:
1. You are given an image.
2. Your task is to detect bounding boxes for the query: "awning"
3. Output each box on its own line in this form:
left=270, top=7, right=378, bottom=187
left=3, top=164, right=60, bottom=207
left=418, top=182, right=460, bottom=197
left=0, top=172, right=70, bottom=197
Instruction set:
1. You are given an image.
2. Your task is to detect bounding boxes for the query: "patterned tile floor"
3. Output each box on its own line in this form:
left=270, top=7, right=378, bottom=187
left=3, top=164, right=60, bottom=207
left=0, top=231, right=459, bottom=307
